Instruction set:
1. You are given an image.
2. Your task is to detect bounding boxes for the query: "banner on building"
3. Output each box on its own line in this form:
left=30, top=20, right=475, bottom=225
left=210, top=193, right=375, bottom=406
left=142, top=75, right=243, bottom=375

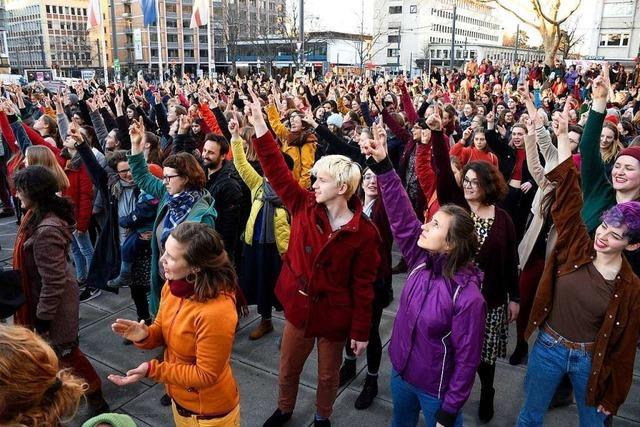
left=139, top=0, right=157, bottom=27
left=133, top=29, right=143, bottom=60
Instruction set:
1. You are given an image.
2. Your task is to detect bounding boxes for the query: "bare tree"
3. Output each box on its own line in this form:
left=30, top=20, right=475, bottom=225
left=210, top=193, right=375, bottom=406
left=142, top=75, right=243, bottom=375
left=558, top=21, right=584, bottom=59
left=345, top=0, right=389, bottom=71
left=473, top=0, right=582, bottom=66
left=503, top=29, right=530, bottom=48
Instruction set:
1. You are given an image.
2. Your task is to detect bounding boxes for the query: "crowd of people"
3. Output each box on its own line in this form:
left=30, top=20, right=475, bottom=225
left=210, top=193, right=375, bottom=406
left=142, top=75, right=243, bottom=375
left=1, top=56, right=640, bottom=427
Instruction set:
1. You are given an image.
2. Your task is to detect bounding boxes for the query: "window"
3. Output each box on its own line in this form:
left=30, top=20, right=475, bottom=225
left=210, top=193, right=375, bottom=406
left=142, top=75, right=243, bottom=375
left=167, top=34, right=178, bottom=42
left=387, top=48, right=400, bottom=57
left=46, top=5, right=50, bottom=13
left=168, top=49, right=179, bottom=57
left=389, top=6, right=402, bottom=14
left=200, top=49, right=208, bottom=57
left=600, top=33, right=631, bottom=46
left=388, top=34, right=400, bottom=43
left=603, top=1, right=634, bottom=17
left=184, top=49, right=194, bottom=58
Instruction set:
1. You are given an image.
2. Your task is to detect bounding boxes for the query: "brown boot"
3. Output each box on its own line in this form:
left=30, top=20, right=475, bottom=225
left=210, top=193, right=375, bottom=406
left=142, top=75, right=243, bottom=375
left=249, top=318, right=274, bottom=340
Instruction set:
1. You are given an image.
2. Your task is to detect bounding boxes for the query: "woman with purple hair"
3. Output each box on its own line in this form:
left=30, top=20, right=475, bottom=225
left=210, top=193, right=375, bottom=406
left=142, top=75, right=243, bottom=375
left=517, top=98, right=640, bottom=426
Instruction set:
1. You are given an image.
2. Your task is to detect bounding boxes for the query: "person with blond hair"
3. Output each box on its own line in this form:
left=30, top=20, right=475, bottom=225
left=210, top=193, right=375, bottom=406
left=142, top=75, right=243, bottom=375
left=0, top=324, right=87, bottom=426
left=245, top=86, right=381, bottom=427
left=25, top=145, right=70, bottom=192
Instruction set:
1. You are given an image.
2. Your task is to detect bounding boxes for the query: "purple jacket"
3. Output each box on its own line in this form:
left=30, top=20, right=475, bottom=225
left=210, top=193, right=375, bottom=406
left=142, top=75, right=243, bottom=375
left=373, top=159, right=486, bottom=416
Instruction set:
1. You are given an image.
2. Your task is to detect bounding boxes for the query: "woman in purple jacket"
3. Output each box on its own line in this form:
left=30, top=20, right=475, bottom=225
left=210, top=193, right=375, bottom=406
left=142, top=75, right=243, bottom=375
left=362, top=123, right=486, bottom=427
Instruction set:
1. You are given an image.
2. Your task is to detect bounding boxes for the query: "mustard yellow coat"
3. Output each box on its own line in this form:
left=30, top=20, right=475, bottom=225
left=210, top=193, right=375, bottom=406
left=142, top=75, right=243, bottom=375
left=231, top=137, right=290, bottom=255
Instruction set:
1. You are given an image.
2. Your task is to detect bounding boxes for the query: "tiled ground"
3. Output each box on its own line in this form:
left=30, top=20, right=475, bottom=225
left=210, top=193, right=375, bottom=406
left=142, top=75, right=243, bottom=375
left=1, top=219, right=638, bottom=426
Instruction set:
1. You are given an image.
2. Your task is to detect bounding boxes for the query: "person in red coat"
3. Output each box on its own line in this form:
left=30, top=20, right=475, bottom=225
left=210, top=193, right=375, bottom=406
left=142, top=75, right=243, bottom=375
left=245, top=87, right=381, bottom=427
left=61, top=127, right=94, bottom=287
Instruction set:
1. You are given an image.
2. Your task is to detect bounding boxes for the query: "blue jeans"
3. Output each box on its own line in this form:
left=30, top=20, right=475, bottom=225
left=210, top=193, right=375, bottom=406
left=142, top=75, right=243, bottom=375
left=390, top=368, right=463, bottom=427
left=71, top=230, right=94, bottom=282
left=517, top=331, right=607, bottom=427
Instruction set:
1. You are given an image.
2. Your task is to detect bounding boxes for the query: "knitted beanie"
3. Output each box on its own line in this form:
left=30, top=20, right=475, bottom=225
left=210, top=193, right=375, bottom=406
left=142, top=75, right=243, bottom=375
left=81, top=413, right=138, bottom=427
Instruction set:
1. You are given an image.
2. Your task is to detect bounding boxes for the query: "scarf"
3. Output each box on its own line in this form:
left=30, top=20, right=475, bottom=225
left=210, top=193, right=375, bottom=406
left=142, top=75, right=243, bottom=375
left=109, top=176, right=136, bottom=200
left=161, top=189, right=202, bottom=244
left=168, top=279, right=195, bottom=299
left=258, top=181, right=284, bottom=245
left=13, top=210, right=34, bottom=328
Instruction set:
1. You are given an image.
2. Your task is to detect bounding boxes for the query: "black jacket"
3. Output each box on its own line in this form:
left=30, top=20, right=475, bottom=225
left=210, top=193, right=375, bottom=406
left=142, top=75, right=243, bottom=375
left=206, top=160, right=249, bottom=262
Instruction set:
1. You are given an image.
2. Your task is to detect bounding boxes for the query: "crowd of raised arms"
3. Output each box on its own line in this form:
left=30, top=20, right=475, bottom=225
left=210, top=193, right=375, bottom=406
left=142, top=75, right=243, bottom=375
left=1, top=56, right=640, bottom=427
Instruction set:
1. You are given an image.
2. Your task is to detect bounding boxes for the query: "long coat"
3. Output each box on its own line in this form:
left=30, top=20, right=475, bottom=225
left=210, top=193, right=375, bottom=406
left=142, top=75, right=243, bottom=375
left=254, top=131, right=381, bottom=342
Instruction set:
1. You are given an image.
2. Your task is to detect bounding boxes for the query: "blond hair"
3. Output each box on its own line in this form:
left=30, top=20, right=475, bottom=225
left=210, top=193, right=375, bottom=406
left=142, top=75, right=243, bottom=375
left=25, top=146, right=70, bottom=192
left=0, top=325, right=87, bottom=426
left=311, top=154, right=361, bottom=199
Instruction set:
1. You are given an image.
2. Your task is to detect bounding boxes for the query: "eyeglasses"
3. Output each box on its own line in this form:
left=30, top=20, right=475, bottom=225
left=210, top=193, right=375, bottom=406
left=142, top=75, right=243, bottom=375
left=162, top=174, right=181, bottom=182
left=117, top=168, right=131, bottom=175
left=363, top=174, right=377, bottom=182
left=462, top=177, right=479, bottom=188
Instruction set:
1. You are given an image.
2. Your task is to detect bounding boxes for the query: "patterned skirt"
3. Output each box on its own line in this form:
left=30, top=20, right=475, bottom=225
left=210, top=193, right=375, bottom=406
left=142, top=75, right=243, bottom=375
left=481, top=304, right=508, bottom=365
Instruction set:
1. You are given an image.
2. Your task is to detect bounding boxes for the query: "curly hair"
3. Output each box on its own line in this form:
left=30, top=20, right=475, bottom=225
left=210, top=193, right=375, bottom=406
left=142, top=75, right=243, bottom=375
left=0, top=325, right=87, bottom=426
left=169, top=222, right=238, bottom=302
left=13, top=166, right=75, bottom=233
left=462, top=161, right=508, bottom=205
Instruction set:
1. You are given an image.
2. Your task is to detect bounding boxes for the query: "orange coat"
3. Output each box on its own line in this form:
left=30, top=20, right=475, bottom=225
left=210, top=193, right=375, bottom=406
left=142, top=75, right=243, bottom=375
left=136, top=284, right=239, bottom=416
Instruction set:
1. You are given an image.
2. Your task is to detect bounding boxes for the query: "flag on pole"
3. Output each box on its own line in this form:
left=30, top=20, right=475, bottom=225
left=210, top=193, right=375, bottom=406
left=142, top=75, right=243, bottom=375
left=139, top=0, right=157, bottom=27
left=190, top=0, right=209, bottom=28
left=86, top=0, right=102, bottom=29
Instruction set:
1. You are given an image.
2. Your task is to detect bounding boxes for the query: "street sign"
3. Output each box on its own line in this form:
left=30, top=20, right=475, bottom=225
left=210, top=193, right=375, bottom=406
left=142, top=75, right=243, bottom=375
left=114, top=59, right=120, bottom=73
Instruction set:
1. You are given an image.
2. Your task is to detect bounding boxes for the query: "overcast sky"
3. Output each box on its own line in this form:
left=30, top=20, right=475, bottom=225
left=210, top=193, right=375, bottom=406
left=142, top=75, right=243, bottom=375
left=296, top=0, right=595, bottom=53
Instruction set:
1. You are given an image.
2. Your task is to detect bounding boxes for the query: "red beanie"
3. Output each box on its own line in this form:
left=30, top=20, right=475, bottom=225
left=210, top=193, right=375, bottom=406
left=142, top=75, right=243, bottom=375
left=605, top=114, right=620, bottom=125
left=618, top=146, right=640, bottom=164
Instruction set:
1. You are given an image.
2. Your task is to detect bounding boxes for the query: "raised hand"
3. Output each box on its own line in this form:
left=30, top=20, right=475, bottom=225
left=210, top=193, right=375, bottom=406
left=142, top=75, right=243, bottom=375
left=592, top=62, right=610, bottom=108
left=426, top=113, right=442, bottom=131
left=177, top=114, right=192, bottom=135
left=246, top=82, right=267, bottom=137
left=228, top=113, right=241, bottom=139
left=301, top=110, right=318, bottom=129
left=128, top=117, right=146, bottom=154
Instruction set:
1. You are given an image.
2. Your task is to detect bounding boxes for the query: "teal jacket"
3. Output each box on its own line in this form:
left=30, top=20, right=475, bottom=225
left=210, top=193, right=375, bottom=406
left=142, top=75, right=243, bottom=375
left=128, top=152, right=217, bottom=316
left=580, top=109, right=616, bottom=233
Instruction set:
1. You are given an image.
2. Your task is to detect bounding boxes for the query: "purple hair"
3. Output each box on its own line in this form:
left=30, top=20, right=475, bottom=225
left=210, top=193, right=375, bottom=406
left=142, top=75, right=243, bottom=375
left=601, top=201, right=640, bottom=244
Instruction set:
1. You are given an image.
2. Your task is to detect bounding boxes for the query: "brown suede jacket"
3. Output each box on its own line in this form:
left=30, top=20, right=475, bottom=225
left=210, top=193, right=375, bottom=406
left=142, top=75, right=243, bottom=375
left=526, top=158, right=640, bottom=414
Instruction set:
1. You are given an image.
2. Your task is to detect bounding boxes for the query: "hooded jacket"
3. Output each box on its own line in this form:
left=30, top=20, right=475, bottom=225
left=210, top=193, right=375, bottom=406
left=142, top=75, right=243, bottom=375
left=370, top=157, right=486, bottom=418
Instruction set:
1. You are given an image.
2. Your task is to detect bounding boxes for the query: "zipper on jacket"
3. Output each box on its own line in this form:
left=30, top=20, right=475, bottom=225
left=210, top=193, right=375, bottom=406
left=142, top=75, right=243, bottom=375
left=164, top=298, right=185, bottom=400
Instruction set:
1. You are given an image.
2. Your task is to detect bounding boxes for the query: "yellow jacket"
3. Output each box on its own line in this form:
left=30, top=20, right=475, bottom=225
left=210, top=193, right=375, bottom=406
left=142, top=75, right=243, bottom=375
left=231, top=136, right=290, bottom=255
left=266, top=103, right=317, bottom=189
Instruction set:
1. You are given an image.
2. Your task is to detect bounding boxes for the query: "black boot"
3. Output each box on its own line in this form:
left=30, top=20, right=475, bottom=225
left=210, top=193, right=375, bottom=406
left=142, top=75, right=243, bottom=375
left=549, top=375, right=574, bottom=409
left=160, top=393, right=171, bottom=406
left=354, top=374, right=378, bottom=409
left=391, top=257, right=407, bottom=274
left=338, top=358, right=356, bottom=387
left=263, top=408, right=293, bottom=427
left=313, top=418, right=331, bottom=427
left=509, top=341, right=529, bottom=366
left=477, top=362, right=495, bottom=423
left=86, top=391, right=110, bottom=417
left=478, top=386, right=495, bottom=423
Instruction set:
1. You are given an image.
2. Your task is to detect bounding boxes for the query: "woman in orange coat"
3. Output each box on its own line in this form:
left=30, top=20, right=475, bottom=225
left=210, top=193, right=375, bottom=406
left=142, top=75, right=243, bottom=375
left=109, top=222, right=240, bottom=426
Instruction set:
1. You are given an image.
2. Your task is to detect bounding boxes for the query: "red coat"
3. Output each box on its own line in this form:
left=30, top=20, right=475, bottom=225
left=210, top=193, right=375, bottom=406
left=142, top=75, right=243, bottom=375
left=254, top=131, right=381, bottom=342
left=63, top=158, right=93, bottom=233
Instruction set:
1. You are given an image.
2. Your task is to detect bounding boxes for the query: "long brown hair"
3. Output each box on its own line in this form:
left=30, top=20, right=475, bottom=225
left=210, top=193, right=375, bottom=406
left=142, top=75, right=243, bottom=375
left=170, top=222, right=237, bottom=302
left=25, top=146, right=70, bottom=191
left=439, top=204, right=479, bottom=277
left=0, top=325, right=87, bottom=426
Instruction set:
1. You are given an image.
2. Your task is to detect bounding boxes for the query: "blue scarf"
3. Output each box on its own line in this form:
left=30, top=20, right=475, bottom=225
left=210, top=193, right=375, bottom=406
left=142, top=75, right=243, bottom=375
left=161, top=189, right=202, bottom=244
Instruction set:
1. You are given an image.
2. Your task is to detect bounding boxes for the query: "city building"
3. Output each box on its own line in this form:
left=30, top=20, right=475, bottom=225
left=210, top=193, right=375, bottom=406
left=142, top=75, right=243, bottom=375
left=232, top=31, right=374, bottom=74
left=372, top=0, right=503, bottom=73
left=585, top=0, right=640, bottom=63
left=420, top=42, right=545, bottom=72
left=110, top=0, right=286, bottom=78
left=6, top=0, right=105, bottom=77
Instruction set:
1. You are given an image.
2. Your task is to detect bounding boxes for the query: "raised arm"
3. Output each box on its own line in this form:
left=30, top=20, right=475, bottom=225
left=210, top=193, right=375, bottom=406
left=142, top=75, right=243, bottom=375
left=431, top=116, right=466, bottom=208
left=249, top=86, right=308, bottom=212
left=127, top=118, right=167, bottom=200
left=266, top=103, right=289, bottom=143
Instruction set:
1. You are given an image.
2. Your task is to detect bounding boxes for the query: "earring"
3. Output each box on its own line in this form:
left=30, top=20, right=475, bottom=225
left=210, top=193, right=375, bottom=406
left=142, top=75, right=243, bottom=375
left=186, top=272, right=197, bottom=283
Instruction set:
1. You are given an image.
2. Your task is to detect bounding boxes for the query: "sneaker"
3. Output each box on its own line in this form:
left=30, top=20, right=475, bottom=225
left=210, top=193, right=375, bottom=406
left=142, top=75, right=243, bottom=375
left=160, top=393, right=172, bottom=406
left=249, top=319, right=274, bottom=340
left=106, top=274, right=132, bottom=289
left=354, top=374, right=378, bottom=409
left=79, top=287, right=101, bottom=302
left=338, top=358, right=356, bottom=387
left=263, top=408, right=292, bottom=427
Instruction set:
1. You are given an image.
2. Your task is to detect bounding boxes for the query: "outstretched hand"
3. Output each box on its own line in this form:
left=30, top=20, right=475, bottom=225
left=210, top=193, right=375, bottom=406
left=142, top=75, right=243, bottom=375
left=108, top=362, right=148, bottom=386
left=128, top=117, right=146, bottom=155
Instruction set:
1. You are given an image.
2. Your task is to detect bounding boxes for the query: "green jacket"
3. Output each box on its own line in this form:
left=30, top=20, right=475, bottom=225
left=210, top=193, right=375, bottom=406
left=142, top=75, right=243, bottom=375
left=128, top=152, right=217, bottom=316
left=231, top=137, right=290, bottom=255
left=580, top=109, right=616, bottom=233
